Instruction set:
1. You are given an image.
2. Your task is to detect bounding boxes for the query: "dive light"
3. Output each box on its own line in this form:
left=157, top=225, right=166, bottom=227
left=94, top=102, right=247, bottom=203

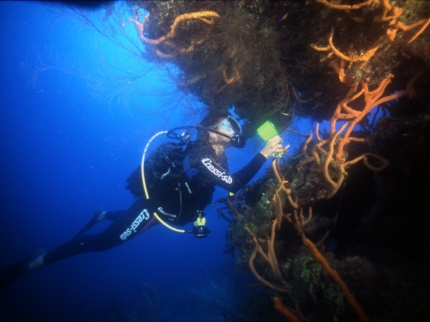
left=257, top=121, right=283, bottom=158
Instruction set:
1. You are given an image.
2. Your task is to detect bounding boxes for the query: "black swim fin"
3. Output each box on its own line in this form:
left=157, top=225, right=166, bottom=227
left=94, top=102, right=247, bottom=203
left=74, top=208, right=105, bottom=237
left=0, top=255, right=32, bottom=289
left=0, top=249, right=46, bottom=289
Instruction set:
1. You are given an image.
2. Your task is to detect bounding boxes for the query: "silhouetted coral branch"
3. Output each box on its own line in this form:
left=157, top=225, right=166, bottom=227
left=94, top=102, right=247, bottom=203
left=305, top=239, right=369, bottom=322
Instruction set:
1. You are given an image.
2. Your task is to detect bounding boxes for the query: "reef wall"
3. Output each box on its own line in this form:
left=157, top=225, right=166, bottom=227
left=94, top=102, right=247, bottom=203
left=125, top=1, right=430, bottom=320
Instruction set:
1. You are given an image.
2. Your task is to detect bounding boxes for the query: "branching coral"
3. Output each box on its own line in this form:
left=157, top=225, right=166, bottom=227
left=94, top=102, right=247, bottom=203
left=316, top=0, right=376, bottom=10
left=316, top=0, right=430, bottom=47
left=271, top=157, right=332, bottom=247
left=125, top=7, right=220, bottom=58
left=330, top=72, right=422, bottom=161
left=311, top=28, right=381, bottom=66
left=273, top=296, right=301, bottom=322
left=247, top=187, right=367, bottom=320
left=305, top=239, right=369, bottom=322
left=238, top=1, right=428, bottom=318
left=312, top=0, right=430, bottom=81
left=217, top=147, right=372, bottom=321
left=239, top=182, right=366, bottom=321
left=245, top=219, right=289, bottom=293
left=271, top=151, right=299, bottom=227
left=292, top=72, right=422, bottom=198
left=256, top=3, right=426, bottom=311
left=216, top=65, right=241, bottom=93
left=375, top=0, right=430, bottom=44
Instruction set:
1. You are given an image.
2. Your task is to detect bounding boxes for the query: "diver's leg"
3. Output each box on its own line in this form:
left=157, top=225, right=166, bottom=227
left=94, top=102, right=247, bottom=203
left=0, top=197, right=157, bottom=289
left=44, top=197, right=156, bottom=264
left=0, top=250, right=45, bottom=289
left=105, top=210, right=126, bottom=221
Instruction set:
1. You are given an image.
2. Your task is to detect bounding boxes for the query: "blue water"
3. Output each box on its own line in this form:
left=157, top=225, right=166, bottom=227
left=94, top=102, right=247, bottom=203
left=0, top=1, right=381, bottom=321
left=0, top=2, right=263, bottom=321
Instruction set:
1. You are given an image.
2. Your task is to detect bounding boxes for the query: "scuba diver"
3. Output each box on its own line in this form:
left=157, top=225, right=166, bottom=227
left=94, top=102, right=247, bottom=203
left=0, top=109, right=284, bottom=289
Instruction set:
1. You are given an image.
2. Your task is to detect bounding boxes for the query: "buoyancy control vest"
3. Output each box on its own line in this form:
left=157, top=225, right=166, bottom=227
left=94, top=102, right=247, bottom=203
left=125, top=141, right=209, bottom=226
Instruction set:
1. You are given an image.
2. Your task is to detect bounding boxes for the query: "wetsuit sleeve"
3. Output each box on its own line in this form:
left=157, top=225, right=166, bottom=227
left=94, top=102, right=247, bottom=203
left=199, top=152, right=267, bottom=193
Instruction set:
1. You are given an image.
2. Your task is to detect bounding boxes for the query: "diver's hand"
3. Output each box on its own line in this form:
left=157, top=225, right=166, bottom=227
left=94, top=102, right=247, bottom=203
left=260, top=135, right=284, bottom=159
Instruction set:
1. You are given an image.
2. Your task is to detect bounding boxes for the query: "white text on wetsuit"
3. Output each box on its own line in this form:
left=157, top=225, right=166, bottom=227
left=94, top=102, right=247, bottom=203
left=202, top=158, right=232, bottom=184
left=120, top=209, right=150, bottom=241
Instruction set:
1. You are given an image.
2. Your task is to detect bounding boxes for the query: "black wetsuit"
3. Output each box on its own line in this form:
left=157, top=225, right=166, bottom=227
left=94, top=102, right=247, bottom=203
left=43, top=142, right=266, bottom=266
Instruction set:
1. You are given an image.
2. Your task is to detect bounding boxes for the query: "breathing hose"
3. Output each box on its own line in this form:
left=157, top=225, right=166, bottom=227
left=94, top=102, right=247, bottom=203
left=141, top=131, right=187, bottom=233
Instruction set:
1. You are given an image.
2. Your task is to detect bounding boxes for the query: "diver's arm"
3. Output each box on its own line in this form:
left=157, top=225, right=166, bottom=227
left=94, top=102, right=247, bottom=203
left=228, top=152, right=267, bottom=191
left=199, top=152, right=266, bottom=193
left=198, top=136, right=284, bottom=192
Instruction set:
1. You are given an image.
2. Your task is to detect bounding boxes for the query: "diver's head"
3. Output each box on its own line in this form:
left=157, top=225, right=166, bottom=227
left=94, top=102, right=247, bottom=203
left=199, top=110, right=245, bottom=149
left=212, top=116, right=245, bottom=148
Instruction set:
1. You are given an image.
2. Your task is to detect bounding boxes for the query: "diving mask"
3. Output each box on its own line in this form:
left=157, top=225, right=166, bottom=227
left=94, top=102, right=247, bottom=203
left=218, top=116, right=242, bottom=135
left=216, top=116, right=245, bottom=148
